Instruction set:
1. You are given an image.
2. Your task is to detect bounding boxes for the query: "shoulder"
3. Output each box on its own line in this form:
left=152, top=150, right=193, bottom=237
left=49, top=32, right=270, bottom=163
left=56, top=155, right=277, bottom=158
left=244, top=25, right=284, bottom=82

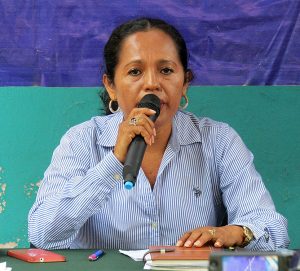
left=67, top=113, right=120, bottom=133
left=174, top=111, right=244, bottom=153
left=175, top=110, right=232, bottom=142
left=62, top=113, right=122, bottom=145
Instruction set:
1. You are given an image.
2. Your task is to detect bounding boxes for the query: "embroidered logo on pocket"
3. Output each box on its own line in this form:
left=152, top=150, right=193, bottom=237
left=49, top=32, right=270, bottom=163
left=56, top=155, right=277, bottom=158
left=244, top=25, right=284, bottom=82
left=192, top=186, right=202, bottom=198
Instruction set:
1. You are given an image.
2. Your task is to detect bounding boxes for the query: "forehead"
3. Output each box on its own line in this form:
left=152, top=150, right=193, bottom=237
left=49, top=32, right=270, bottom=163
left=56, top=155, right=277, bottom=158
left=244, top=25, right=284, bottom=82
left=117, top=29, right=181, bottom=63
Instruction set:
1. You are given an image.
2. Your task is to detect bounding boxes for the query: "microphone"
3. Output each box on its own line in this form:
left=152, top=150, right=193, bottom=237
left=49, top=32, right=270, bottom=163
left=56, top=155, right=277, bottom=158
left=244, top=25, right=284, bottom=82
left=123, top=94, right=161, bottom=190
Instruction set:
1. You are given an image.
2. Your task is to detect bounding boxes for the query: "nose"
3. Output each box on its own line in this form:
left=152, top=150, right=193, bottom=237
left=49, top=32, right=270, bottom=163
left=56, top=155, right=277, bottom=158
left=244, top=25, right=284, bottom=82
left=143, top=69, right=161, bottom=92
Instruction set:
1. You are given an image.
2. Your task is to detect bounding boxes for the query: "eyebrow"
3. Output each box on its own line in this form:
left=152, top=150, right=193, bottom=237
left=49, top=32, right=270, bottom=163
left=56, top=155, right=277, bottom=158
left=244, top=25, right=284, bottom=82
left=124, top=59, right=178, bottom=68
left=158, top=59, right=177, bottom=66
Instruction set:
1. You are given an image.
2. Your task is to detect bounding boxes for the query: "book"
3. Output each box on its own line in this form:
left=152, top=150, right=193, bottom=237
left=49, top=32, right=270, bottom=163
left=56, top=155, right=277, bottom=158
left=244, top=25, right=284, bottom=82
left=144, top=245, right=219, bottom=270
left=7, top=249, right=66, bottom=263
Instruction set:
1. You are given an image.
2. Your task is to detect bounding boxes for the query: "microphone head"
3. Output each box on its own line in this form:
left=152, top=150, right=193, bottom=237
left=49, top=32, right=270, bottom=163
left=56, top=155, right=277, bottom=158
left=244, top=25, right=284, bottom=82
left=138, top=94, right=161, bottom=119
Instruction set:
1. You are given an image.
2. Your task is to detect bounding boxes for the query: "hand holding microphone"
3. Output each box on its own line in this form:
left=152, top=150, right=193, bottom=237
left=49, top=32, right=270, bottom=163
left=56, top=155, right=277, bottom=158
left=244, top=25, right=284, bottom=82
left=123, top=94, right=160, bottom=189
left=113, top=94, right=161, bottom=190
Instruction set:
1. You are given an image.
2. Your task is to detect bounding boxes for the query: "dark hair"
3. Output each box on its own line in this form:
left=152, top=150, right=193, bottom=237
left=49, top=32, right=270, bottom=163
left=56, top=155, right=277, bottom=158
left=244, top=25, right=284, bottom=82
left=101, top=17, right=194, bottom=114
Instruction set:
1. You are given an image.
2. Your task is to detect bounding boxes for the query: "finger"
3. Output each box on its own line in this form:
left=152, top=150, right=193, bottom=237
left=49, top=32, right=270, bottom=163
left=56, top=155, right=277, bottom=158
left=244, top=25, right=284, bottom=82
left=114, top=108, right=157, bottom=162
left=114, top=122, right=153, bottom=162
left=176, top=231, right=192, bottom=247
left=183, top=231, right=204, bottom=247
left=214, top=237, right=225, bottom=248
left=194, top=231, right=214, bottom=247
left=130, top=108, right=157, bottom=125
left=128, top=108, right=157, bottom=134
left=128, top=111, right=159, bottom=146
left=127, top=119, right=156, bottom=146
left=144, top=108, right=158, bottom=119
left=128, top=114, right=156, bottom=138
left=139, top=126, right=154, bottom=145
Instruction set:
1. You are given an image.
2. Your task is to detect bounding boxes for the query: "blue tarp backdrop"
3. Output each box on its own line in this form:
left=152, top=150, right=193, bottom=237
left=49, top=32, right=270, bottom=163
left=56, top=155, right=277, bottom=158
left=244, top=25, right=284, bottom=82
left=0, top=0, right=299, bottom=86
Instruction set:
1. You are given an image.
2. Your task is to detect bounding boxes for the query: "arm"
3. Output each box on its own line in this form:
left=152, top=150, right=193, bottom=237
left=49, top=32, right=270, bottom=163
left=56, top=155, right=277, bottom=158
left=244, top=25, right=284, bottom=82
left=28, top=125, right=123, bottom=249
left=176, top=122, right=289, bottom=250
left=217, top=124, right=290, bottom=250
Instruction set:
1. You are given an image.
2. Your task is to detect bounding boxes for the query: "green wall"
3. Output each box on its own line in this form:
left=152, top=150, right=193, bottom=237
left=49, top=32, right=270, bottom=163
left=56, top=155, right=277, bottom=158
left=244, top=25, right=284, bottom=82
left=0, top=86, right=299, bottom=248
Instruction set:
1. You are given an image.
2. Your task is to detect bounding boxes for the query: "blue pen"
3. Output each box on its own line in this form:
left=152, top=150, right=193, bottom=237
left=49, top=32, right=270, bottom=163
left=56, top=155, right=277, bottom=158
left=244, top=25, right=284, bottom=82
left=88, top=250, right=105, bottom=261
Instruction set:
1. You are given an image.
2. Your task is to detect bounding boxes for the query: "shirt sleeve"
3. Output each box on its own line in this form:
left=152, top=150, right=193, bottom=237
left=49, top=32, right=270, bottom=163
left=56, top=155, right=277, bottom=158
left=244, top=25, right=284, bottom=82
left=216, top=124, right=290, bottom=250
left=28, top=125, right=123, bottom=249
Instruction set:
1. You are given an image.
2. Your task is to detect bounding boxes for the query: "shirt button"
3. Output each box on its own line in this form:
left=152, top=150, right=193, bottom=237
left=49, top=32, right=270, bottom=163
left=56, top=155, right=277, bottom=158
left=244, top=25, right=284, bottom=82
left=264, top=228, right=269, bottom=242
left=151, top=222, right=157, bottom=229
left=113, top=173, right=121, bottom=180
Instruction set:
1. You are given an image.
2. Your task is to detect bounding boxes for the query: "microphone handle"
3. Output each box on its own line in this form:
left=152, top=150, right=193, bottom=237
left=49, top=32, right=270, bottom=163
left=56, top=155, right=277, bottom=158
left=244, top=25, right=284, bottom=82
left=123, top=114, right=158, bottom=190
left=123, top=135, right=146, bottom=188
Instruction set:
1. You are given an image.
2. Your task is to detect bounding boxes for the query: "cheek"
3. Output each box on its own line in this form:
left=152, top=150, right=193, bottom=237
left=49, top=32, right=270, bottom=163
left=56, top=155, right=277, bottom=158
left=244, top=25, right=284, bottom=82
left=162, top=94, right=181, bottom=115
left=116, top=92, right=139, bottom=117
left=168, top=82, right=186, bottom=103
left=169, top=76, right=186, bottom=92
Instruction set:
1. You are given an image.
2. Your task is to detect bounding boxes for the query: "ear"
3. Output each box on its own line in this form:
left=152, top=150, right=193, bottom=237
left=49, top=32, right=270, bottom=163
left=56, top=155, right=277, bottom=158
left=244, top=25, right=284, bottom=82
left=182, top=82, right=189, bottom=96
left=102, top=74, right=117, bottom=100
left=182, top=78, right=189, bottom=97
left=182, top=70, right=192, bottom=96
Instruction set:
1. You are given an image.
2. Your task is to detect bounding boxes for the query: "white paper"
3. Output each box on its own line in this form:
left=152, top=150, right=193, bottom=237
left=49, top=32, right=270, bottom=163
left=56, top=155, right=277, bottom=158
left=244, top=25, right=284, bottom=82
left=0, top=262, right=12, bottom=271
left=119, top=249, right=149, bottom=261
left=144, top=262, right=151, bottom=270
left=144, top=262, right=208, bottom=271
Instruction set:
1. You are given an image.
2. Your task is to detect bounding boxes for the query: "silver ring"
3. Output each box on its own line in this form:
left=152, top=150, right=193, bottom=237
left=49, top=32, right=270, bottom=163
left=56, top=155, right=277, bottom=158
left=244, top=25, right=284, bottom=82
left=129, top=117, right=138, bottom=126
left=208, top=228, right=216, bottom=237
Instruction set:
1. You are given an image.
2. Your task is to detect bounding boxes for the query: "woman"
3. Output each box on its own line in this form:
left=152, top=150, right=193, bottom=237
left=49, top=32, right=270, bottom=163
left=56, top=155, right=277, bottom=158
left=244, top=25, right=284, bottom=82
left=28, top=17, right=289, bottom=250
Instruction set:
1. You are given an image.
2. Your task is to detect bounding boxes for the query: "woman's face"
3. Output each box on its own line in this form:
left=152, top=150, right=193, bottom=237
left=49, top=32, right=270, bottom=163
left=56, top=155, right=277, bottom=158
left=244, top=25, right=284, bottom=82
left=104, top=29, right=189, bottom=128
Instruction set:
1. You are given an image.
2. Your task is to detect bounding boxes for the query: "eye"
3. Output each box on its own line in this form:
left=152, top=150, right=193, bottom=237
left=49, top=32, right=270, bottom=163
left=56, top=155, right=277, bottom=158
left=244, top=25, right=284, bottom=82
left=161, top=67, right=174, bottom=75
left=128, top=68, right=141, bottom=76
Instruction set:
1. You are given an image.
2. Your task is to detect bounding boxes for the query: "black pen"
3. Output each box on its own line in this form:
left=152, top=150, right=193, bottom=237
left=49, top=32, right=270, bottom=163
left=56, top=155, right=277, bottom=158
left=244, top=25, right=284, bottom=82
left=88, top=250, right=105, bottom=261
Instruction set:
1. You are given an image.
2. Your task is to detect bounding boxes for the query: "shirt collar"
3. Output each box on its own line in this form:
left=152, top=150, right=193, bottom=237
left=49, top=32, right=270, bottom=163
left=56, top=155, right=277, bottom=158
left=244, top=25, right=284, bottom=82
left=171, top=111, right=202, bottom=150
left=96, top=110, right=202, bottom=148
left=96, top=112, right=124, bottom=147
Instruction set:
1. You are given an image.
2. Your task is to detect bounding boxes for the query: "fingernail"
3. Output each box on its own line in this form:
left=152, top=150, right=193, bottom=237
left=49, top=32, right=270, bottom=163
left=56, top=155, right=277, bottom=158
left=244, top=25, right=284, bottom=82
left=176, top=241, right=183, bottom=246
left=194, top=240, right=201, bottom=247
left=153, top=128, right=156, bottom=136
left=152, top=135, right=155, bottom=144
left=215, top=242, right=222, bottom=247
left=184, top=240, right=192, bottom=247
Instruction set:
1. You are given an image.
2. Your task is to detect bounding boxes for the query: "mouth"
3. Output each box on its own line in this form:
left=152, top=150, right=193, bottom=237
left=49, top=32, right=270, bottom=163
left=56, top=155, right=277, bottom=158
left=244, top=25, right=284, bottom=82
left=159, top=102, right=166, bottom=111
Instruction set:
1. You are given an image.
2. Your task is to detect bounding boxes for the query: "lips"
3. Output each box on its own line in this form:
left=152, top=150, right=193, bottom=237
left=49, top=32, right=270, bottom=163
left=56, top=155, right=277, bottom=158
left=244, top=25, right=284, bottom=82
left=160, top=101, right=166, bottom=110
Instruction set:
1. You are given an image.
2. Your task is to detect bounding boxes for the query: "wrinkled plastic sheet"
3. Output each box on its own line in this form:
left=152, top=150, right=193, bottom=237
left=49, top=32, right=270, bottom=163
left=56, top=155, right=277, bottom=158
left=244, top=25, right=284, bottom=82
left=0, top=0, right=299, bottom=86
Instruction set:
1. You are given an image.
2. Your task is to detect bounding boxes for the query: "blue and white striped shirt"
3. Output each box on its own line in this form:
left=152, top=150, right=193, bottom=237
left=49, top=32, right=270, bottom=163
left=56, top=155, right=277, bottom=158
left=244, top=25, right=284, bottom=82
left=28, top=111, right=289, bottom=250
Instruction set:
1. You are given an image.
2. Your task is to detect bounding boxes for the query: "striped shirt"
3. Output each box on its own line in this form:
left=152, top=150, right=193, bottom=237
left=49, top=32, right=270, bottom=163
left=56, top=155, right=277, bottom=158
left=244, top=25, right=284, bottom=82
left=28, top=110, right=289, bottom=250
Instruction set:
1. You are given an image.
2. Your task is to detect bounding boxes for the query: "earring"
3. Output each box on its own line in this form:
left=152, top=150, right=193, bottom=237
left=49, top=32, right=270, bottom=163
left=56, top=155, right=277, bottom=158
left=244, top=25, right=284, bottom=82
left=109, top=100, right=120, bottom=113
left=179, top=94, right=189, bottom=110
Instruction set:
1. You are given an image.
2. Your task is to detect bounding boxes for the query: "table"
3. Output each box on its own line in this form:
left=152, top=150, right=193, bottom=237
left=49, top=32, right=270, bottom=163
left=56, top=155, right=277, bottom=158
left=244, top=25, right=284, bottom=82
left=0, top=249, right=145, bottom=271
